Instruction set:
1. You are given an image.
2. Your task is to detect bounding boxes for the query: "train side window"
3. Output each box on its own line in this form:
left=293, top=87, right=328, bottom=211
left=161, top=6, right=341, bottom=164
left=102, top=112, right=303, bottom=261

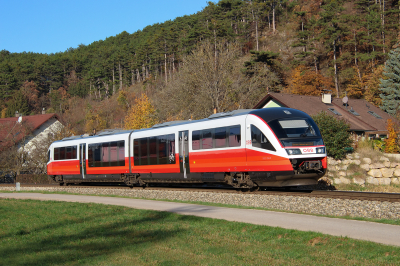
left=54, top=146, right=77, bottom=161
left=158, top=134, right=175, bottom=164
left=202, top=129, right=213, bottom=149
left=88, top=146, right=94, bottom=166
left=134, top=134, right=175, bottom=166
left=118, top=141, right=125, bottom=165
left=140, top=138, right=149, bottom=165
left=59, top=147, right=66, bottom=160
left=66, top=147, right=72, bottom=159
left=88, top=141, right=125, bottom=167
left=149, top=137, right=157, bottom=165
left=72, top=146, right=77, bottom=159
left=109, top=142, right=118, bottom=166
left=215, top=127, right=227, bottom=148
left=134, top=140, right=140, bottom=165
left=93, top=144, right=102, bottom=167
left=229, top=126, right=241, bottom=147
left=54, top=148, right=60, bottom=160
left=192, top=130, right=201, bottom=150
left=251, top=125, right=276, bottom=151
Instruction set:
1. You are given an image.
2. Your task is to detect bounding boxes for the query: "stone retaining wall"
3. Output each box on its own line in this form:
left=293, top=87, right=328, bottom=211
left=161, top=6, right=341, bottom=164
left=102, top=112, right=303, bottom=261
left=327, top=153, right=400, bottom=186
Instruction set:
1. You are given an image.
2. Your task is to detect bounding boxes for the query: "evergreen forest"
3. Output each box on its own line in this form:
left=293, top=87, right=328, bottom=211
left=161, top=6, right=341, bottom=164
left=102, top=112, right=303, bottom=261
left=1, top=0, right=400, bottom=135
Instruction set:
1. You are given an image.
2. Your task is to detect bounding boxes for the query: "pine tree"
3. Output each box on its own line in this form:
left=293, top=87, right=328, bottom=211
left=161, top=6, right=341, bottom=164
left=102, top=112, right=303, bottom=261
left=379, top=47, right=400, bottom=115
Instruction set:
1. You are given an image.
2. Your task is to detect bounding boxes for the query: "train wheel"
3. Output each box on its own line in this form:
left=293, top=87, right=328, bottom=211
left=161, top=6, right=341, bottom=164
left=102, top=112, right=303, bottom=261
left=225, top=173, right=255, bottom=190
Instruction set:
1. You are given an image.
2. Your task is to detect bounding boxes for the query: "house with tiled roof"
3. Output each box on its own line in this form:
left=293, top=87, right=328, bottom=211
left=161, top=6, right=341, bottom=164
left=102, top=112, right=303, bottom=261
left=253, top=92, right=398, bottom=139
left=0, top=112, right=63, bottom=152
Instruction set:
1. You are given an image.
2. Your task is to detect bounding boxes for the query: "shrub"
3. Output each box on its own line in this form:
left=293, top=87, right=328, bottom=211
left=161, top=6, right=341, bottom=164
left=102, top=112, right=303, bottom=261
left=384, top=119, right=399, bottom=153
left=312, top=111, right=353, bottom=159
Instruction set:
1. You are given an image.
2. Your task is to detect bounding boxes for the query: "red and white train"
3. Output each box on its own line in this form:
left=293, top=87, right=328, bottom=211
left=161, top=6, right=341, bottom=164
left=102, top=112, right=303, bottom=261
left=47, top=108, right=327, bottom=189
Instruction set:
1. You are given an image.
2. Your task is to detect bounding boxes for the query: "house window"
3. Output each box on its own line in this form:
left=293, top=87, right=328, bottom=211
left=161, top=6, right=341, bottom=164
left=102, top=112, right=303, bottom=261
left=367, top=111, right=382, bottom=119
left=328, top=108, right=342, bottom=116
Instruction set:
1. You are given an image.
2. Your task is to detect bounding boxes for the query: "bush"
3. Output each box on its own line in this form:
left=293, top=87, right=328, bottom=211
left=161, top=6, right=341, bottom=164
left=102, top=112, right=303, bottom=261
left=312, top=111, right=353, bottom=159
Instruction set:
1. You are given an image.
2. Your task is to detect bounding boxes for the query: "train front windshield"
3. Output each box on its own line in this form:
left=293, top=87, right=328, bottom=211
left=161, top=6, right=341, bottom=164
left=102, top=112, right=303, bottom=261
left=267, top=118, right=324, bottom=147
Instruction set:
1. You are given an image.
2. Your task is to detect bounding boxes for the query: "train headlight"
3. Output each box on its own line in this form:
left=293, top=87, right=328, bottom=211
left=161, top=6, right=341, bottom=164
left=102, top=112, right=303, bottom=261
left=316, top=147, right=326, bottom=154
left=285, top=148, right=301, bottom=155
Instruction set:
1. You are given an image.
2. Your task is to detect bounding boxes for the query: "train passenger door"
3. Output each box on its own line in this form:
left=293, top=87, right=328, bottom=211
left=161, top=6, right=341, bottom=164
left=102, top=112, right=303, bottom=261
left=79, top=143, right=86, bottom=179
left=179, top=130, right=190, bottom=178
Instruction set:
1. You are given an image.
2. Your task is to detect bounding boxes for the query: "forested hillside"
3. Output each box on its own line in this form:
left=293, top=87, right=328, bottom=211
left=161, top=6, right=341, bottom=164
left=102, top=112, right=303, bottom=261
left=1, top=0, right=399, bottom=135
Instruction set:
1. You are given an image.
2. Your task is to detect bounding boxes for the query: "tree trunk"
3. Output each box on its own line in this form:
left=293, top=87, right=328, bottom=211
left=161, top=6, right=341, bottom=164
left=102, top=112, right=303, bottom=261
left=165, top=53, right=168, bottom=84
left=354, top=30, right=362, bottom=82
left=333, top=39, right=339, bottom=97
left=112, top=67, right=115, bottom=95
left=119, top=62, right=122, bottom=91
left=272, top=2, right=276, bottom=33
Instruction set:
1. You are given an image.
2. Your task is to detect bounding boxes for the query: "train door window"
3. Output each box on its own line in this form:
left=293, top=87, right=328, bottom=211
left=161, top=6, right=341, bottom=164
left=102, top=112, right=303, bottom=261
left=251, top=125, right=276, bottom=151
left=202, top=129, right=213, bottom=149
left=192, top=130, right=201, bottom=150
left=149, top=137, right=157, bottom=165
left=229, top=126, right=241, bottom=147
left=215, top=127, right=227, bottom=148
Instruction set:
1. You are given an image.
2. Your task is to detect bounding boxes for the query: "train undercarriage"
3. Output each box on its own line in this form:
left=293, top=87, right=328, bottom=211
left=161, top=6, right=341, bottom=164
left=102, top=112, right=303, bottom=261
left=50, top=167, right=325, bottom=190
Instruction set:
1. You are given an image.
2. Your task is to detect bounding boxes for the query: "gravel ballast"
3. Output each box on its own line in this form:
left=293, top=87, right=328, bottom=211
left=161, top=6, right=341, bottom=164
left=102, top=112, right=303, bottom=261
left=1, top=186, right=399, bottom=220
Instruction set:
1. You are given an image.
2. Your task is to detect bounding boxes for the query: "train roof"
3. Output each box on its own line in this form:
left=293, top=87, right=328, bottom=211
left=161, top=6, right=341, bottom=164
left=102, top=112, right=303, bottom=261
left=248, top=107, right=311, bottom=123
left=55, top=107, right=310, bottom=143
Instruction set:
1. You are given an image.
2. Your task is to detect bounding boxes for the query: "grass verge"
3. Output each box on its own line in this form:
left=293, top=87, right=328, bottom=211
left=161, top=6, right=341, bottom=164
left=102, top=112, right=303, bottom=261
left=1, top=189, right=400, bottom=226
left=0, top=199, right=399, bottom=266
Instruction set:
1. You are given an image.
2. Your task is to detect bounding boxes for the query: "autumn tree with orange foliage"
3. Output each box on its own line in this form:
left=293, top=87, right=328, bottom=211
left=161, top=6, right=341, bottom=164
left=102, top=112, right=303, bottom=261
left=384, top=119, right=400, bottom=154
left=345, top=65, right=384, bottom=106
left=363, top=65, right=384, bottom=107
left=345, top=67, right=364, bottom=99
left=124, top=93, right=158, bottom=130
left=20, top=81, right=40, bottom=112
left=288, top=66, right=334, bottom=96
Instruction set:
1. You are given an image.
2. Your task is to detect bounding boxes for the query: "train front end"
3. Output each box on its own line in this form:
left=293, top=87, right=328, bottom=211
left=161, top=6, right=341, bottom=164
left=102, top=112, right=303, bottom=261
left=249, top=108, right=327, bottom=187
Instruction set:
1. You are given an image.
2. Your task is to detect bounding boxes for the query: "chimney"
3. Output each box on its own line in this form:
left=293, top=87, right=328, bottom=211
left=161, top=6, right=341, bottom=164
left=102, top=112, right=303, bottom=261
left=15, top=111, right=19, bottom=117
left=42, top=108, right=46, bottom=115
left=322, top=92, right=332, bottom=104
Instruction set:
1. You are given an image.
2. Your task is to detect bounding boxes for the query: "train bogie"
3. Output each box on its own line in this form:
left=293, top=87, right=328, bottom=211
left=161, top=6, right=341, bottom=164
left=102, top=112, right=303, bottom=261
left=47, top=108, right=327, bottom=189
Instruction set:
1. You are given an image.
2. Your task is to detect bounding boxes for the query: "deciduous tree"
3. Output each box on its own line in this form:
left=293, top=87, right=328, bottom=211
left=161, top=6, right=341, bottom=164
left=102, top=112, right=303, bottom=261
left=124, top=93, right=158, bottom=129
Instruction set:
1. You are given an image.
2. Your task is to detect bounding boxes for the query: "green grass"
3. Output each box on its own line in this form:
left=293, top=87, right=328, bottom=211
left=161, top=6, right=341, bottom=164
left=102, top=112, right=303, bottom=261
left=2, top=189, right=400, bottom=226
left=0, top=199, right=399, bottom=265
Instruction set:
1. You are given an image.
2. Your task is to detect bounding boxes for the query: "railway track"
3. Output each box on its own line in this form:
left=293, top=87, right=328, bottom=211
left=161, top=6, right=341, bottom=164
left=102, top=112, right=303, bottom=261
left=1, top=183, right=400, bottom=203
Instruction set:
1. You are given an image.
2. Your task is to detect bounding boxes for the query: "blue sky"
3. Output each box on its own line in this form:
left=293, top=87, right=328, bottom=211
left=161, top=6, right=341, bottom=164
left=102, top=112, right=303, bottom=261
left=0, top=0, right=213, bottom=54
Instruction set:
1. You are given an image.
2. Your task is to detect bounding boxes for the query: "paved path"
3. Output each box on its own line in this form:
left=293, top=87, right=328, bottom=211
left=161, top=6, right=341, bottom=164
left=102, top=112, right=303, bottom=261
left=1, top=192, right=400, bottom=247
